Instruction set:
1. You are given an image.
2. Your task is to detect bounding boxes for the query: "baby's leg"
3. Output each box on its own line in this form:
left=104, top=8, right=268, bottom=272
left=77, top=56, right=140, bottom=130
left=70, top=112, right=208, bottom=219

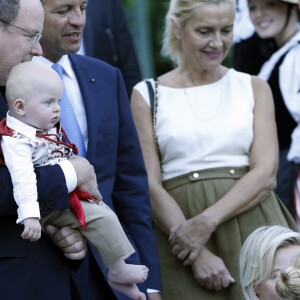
left=107, top=259, right=148, bottom=299
left=80, top=200, right=136, bottom=265
left=108, top=258, right=148, bottom=284
left=108, top=280, right=146, bottom=300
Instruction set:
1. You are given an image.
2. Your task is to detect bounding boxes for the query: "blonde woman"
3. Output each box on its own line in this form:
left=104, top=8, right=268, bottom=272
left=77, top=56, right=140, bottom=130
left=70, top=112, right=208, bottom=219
left=131, top=0, right=298, bottom=299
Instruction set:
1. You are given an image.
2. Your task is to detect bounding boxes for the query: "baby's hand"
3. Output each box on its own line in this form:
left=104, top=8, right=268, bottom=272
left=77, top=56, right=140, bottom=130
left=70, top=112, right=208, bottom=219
left=21, top=218, right=41, bottom=241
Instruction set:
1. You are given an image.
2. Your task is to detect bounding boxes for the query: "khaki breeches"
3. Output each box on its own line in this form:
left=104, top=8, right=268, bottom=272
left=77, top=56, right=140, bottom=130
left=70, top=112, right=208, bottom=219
left=41, top=200, right=134, bottom=267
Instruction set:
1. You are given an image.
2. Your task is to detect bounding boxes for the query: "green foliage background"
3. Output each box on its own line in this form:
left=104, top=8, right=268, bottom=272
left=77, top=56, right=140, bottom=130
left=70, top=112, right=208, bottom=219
left=122, top=0, right=173, bottom=76
left=148, top=1, right=174, bottom=76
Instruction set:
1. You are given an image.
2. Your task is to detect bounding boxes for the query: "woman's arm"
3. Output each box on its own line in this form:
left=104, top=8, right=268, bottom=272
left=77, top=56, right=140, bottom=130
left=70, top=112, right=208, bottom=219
left=131, top=88, right=187, bottom=234
left=170, top=77, right=279, bottom=264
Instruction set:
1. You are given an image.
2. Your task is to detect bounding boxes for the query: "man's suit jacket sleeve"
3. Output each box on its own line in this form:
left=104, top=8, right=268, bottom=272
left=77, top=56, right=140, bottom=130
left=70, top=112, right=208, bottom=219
left=0, top=165, right=70, bottom=216
left=112, top=70, right=161, bottom=291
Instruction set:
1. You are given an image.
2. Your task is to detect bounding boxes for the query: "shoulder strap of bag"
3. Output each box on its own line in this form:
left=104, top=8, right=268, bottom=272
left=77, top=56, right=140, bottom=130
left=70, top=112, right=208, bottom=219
left=145, top=79, right=162, bottom=164
left=145, top=80, right=155, bottom=115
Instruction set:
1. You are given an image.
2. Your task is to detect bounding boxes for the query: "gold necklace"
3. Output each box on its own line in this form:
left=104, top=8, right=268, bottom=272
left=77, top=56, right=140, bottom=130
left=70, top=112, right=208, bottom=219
left=184, top=79, right=223, bottom=122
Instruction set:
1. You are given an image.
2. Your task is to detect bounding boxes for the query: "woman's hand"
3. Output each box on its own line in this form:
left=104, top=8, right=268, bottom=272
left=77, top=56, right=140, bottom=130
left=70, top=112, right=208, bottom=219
left=192, top=247, right=235, bottom=290
left=169, top=215, right=216, bottom=265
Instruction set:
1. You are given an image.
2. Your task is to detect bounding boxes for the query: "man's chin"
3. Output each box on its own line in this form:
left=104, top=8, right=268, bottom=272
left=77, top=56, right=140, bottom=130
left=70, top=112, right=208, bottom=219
left=66, top=45, right=81, bottom=54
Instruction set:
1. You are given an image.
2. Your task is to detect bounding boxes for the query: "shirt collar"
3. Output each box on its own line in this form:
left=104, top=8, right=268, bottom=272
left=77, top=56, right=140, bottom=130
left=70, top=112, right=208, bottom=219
left=32, top=55, right=75, bottom=81
left=6, top=113, right=56, bottom=141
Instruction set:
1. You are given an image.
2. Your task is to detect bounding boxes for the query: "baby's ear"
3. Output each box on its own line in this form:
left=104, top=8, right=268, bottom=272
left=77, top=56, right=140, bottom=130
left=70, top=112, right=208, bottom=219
left=14, top=98, right=26, bottom=115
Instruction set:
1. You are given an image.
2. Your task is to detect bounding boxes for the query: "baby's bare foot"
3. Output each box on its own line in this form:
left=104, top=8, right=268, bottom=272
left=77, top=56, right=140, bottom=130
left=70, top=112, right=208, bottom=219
left=108, top=264, right=149, bottom=284
left=108, top=280, right=146, bottom=300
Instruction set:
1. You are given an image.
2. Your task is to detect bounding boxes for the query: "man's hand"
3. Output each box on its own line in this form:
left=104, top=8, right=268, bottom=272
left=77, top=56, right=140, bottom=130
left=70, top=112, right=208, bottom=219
left=46, top=225, right=87, bottom=260
left=69, top=156, right=102, bottom=201
left=21, top=217, right=41, bottom=241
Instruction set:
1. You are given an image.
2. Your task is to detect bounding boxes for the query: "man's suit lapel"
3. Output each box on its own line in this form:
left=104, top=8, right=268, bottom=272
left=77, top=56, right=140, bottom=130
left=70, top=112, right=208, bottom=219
left=68, top=54, right=104, bottom=158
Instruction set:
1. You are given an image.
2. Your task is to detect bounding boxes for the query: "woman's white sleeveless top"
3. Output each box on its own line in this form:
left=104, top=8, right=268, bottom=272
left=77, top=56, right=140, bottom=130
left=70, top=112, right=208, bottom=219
left=134, top=69, right=254, bottom=180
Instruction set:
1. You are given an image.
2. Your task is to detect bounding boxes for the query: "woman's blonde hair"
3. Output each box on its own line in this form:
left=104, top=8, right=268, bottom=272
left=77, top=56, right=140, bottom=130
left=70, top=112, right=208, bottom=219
left=161, top=0, right=236, bottom=65
left=276, top=253, right=300, bottom=299
left=239, top=225, right=300, bottom=300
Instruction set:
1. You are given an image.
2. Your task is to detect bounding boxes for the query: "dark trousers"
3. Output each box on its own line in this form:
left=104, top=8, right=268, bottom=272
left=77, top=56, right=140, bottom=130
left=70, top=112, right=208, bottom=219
left=275, top=149, right=297, bottom=218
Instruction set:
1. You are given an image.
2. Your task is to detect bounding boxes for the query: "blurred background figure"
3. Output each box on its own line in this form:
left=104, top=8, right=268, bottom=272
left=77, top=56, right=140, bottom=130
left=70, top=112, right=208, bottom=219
left=79, top=0, right=142, bottom=97
left=233, top=0, right=255, bottom=43
left=233, top=0, right=300, bottom=220
left=240, top=225, right=300, bottom=300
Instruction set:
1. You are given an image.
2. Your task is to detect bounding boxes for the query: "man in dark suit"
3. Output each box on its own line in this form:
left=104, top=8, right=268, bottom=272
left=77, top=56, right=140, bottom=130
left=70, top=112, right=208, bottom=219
left=0, top=0, right=117, bottom=299
left=37, top=0, right=162, bottom=299
left=82, top=0, right=142, bottom=97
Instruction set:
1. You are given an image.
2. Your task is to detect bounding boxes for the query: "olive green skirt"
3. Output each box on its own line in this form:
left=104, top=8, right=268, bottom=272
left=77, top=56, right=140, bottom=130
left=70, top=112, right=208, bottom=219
left=155, top=167, right=297, bottom=300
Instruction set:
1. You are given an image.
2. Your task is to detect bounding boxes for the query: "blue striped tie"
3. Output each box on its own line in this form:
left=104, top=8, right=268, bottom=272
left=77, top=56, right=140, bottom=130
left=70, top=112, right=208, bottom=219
left=52, top=63, right=86, bottom=157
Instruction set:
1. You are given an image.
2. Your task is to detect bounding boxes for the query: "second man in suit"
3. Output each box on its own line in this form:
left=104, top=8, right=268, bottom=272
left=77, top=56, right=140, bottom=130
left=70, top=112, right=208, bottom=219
left=36, top=0, right=162, bottom=299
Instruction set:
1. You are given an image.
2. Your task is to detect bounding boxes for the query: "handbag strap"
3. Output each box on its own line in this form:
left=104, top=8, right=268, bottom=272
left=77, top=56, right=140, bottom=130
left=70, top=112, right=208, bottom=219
left=145, top=79, right=162, bottom=164
left=145, top=80, right=155, bottom=115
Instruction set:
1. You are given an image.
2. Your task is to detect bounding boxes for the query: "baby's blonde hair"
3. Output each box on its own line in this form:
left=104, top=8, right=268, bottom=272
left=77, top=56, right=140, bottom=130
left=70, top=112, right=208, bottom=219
left=5, top=61, right=63, bottom=109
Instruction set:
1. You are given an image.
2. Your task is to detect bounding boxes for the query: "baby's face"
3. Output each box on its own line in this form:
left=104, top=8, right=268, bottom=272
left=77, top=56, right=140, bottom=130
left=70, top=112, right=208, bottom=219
left=23, top=80, right=62, bottom=130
